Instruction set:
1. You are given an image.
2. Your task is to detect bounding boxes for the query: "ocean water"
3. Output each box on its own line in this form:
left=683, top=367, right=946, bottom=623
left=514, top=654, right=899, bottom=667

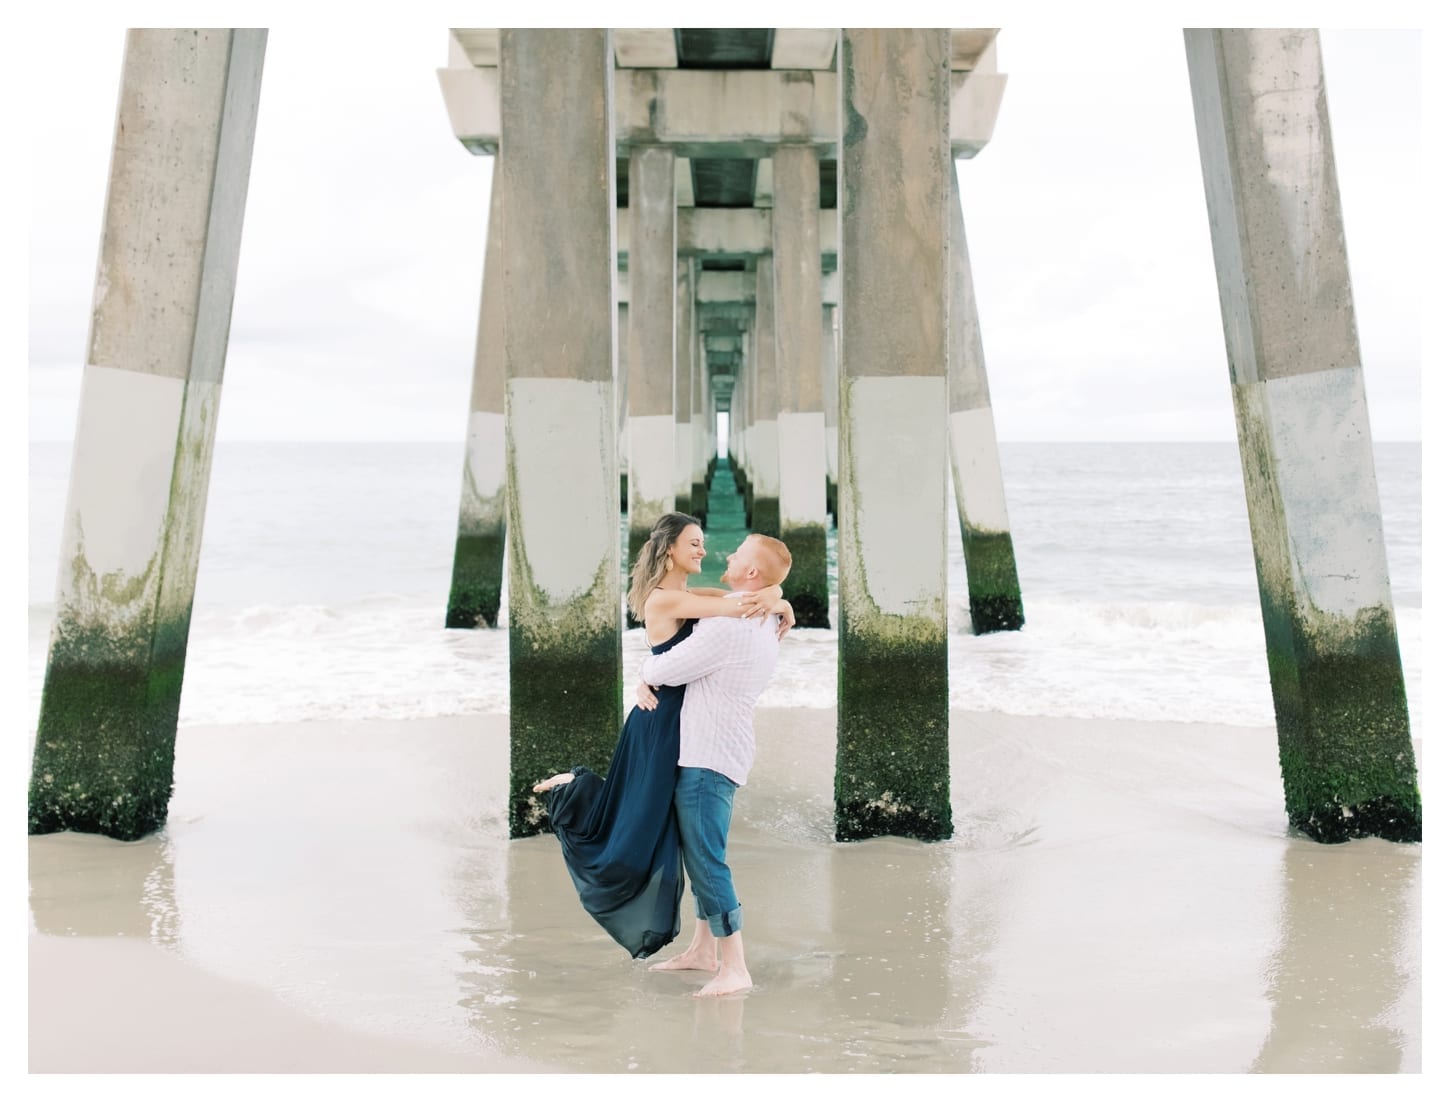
left=27, top=441, right=1421, bottom=733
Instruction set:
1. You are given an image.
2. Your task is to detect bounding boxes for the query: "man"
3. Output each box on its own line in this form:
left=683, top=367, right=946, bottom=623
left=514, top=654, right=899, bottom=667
left=634, top=533, right=793, bottom=997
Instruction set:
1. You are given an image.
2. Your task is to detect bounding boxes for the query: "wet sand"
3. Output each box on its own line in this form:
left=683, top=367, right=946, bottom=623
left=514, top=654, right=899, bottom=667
left=28, top=709, right=1421, bottom=1074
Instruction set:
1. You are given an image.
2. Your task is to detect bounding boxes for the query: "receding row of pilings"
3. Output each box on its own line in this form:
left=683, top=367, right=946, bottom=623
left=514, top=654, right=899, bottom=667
left=29, top=28, right=1419, bottom=850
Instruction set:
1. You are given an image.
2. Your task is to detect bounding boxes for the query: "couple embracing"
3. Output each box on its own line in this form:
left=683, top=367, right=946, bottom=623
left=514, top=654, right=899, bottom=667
left=533, top=512, right=795, bottom=997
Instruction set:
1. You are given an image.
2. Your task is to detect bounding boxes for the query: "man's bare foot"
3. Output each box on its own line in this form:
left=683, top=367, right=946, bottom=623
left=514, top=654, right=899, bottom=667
left=649, top=948, right=718, bottom=973
left=695, top=966, right=752, bottom=997
left=531, top=772, right=574, bottom=793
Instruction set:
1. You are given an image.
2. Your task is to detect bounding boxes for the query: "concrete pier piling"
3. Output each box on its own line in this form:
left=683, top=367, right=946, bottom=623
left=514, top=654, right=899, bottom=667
left=625, top=144, right=678, bottom=575
left=29, top=29, right=267, bottom=840
left=674, top=257, right=696, bottom=515
left=835, top=28, right=953, bottom=842
left=1185, top=28, right=1419, bottom=843
left=741, top=321, right=756, bottom=513
left=690, top=309, right=710, bottom=521
left=499, top=29, right=622, bottom=837
left=822, top=304, right=840, bottom=521
left=446, top=166, right=507, bottom=629
left=617, top=300, right=630, bottom=510
left=750, top=258, right=781, bottom=537
left=773, top=144, right=831, bottom=628
left=947, top=170, right=1024, bottom=633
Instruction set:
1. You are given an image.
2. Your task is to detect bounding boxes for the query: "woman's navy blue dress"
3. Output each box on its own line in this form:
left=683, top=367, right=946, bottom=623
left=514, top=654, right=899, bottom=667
left=541, top=619, right=694, bottom=959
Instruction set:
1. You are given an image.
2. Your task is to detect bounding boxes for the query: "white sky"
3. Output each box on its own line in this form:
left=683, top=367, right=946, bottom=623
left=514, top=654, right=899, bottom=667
left=20, top=18, right=1427, bottom=443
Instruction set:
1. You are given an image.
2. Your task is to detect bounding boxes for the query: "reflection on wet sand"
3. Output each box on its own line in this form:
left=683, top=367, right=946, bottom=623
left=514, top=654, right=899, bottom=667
left=1251, top=839, right=1421, bottom=1072
left=29, top=712, right=1422, bottom=1073
left=30, top=830, right=178, bottom=943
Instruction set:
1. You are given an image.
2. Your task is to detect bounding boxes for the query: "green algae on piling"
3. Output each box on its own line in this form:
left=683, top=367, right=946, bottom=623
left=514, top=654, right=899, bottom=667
left=751, top=496, right=779, bottom=538
left=445, top=531, right=505, bottom=628
left=1258, top=596, right=1420, bottom=843
left=505, top=499, right=621, bottom=836
left=690, top=481, right=708, bottom=526
left=835, top=511, right=950, bottom=841
left=508, top=635, right=621, bottom=837
left=30, top=643, right=186, bottom=839
left=782, top=522, right=830, bottom=628
left=959, top=526, right=1024, bottom=633
left=835, top=633, right=951, bottom=842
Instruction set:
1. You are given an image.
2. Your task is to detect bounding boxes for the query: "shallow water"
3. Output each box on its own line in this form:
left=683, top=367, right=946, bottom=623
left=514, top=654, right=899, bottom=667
left=27, top=441, right=1422, bottom=733
left=28, top=711, right=1421, bottom=1073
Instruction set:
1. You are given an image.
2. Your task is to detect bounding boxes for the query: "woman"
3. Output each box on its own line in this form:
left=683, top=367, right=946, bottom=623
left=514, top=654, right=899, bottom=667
left=532, top=511, right=792, bottom=959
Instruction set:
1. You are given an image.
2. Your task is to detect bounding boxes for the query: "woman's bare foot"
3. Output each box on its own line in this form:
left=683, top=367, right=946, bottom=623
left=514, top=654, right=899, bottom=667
left=695, top=965, right=752, bottom=997
left=648, top=948, right=718, bottom=973
left=531, top=772, right=575, bottom=793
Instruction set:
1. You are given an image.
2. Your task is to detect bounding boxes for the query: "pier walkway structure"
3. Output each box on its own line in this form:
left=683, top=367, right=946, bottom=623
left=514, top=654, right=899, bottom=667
left=29, top=29, right=1418, bottom=849
left=436, top=28, right=1024, bottom=840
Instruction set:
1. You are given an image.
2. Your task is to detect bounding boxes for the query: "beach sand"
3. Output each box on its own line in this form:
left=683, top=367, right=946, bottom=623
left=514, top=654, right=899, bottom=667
left=27, top=708, right=1421, bottom=1074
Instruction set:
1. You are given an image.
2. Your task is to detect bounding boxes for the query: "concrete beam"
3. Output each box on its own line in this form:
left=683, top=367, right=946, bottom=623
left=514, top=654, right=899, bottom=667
left=499, top=29, right=620, bottom=838
left=951, top=29, right=998, bottom=70
left=617, top=206, right=838, bottom=260
left=625, top=145, right=678, bottom=588
left=773, top=143, right=830, bottom=627
left=614, top=29, right=677, bottom=68
left=951, top=69, right=1007, bottom=159
left=438, top=64, right=1005, bottom=158
left=836, top=28, right=953, bottom=843
left=29, top=29, right=267, bottom=840
left=754, top=156, right=774, bottom=207
left=449, top=28, right=678, bottom=69
left=447, top=160, right=507, bottom=630
left=451, top=28, right=997, bottom=73
left=1186, top=28, right=1419, bottom=843
left=617, top=69, right=837, bottom=156
left=946, top=169, right=1024, bottom=634
left=772, top=30, right=837, bottom=70
left=695, top=268, right=839, bottom=305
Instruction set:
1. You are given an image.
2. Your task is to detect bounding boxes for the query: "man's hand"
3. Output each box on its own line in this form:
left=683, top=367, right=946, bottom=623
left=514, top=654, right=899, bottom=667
left=636, top=681, right=659, bottom=711
left=738, top=584, right=784, bottom=621
left=774, top=600, right=795, bottom=640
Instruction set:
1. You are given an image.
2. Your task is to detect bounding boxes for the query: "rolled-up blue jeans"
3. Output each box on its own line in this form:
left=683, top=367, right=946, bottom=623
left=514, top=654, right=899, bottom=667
left=673, top=766, right=741, bottom=938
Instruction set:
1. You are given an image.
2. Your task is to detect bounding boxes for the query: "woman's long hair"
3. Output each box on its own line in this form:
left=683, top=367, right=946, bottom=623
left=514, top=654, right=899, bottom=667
left=626, top=511, right=701, bottom=622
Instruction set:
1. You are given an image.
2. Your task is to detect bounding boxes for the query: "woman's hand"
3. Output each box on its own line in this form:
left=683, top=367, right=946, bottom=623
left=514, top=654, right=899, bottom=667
left=636, top=682, right=659, bottom=712
left=774, top=600, right=795, bottom=640
left=738, top=584, right=784, bottom=620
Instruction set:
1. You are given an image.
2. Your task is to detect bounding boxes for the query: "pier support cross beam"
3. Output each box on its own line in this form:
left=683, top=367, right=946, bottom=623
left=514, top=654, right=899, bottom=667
left=1185, top=28, right=1419, bottom=843
left=773, top=143, right=831, bottom=627
left=836, top=28, right=953, bottom=843
left=29, top=29, right=268, bottom=840
left=947, top=169, right=1024, bottom=634
left=500, top=29, right=623, bottom=837
left=447, top=161, right=507, bottom=629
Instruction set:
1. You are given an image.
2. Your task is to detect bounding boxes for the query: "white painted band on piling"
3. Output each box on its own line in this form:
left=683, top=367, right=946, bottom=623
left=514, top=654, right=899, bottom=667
left=947, top=407, right=1011, bottom=533
left=1259, top=367, right=1394, bottom=617
left=507, top=377, right=615, bottom=602
left=629, top=413, right=678, bottom=514
left=461, top=410, right=507, bottom=527
left=844, top=376, right=947, bottom=617
left=778, top=410, right=826, bottom=527
left=61, top=365, right=187, bottom=582
left=753, top=419, right=779, bottom=496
